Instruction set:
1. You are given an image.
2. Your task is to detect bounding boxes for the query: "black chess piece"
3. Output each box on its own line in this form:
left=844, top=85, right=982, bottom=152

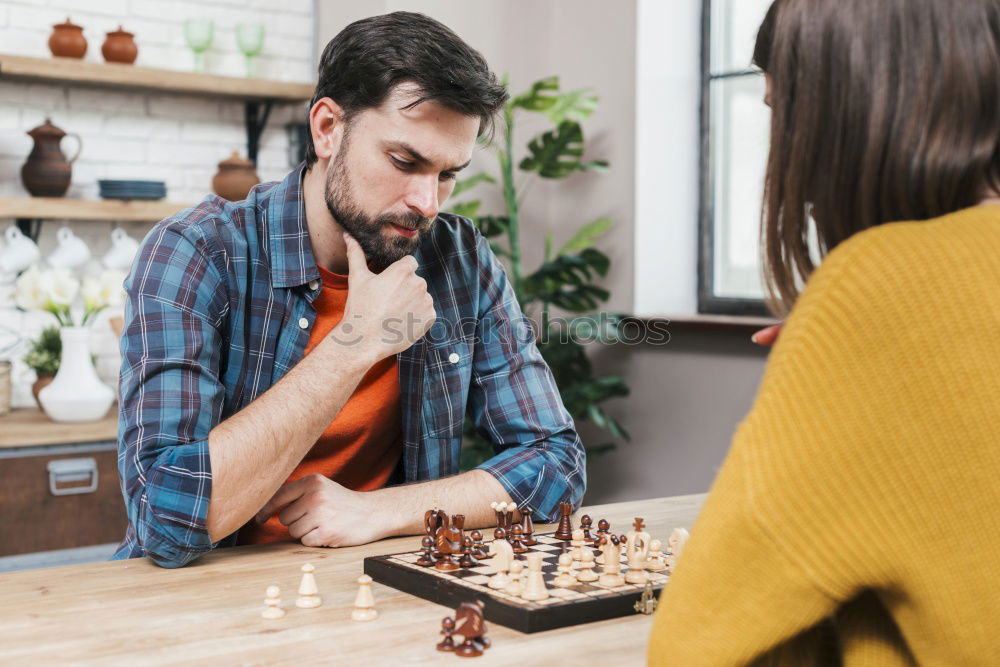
left=580, top=514, right=595, bottom=543
left=554, top=501, right=574, bottom=540
left=436, top=616, right=456, bottom=652
left=510, top=524, right=528, bottom=554
left=470, top=529, right=488, bottom=560
left=520, top=506, right=537, bottom=546
left=459, top=535, right=476, bottom=568
left=416, top=535, right=436, bottom=567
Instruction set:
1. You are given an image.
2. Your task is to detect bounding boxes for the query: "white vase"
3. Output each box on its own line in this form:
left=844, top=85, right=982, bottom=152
left=39, top=326, right=114, bottom=422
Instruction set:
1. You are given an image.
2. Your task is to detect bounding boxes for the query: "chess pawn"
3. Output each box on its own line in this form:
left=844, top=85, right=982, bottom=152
left=552, top=552, right=577, bottom=588
left=570, top=528, right=586, bottom=561
left=471, top=529, right=489, bottom=560
left=351, top=574, right=378, bottom=621
left=576, top=549, right=599, bottom=582
left=646, top=539, right=667, bottom=571
left=520, top=506, right=537, bottom=546
left=459, top=535, right=476, bottom=568
left=436, top=616, right=457, bottom=652
left=595, top=519, right=611, bottom=563
left=416, top=535, right=436, bottom=567
left=520, top=552, right=550, bottom=601
left=296, top=562, right=322, bottom=608
left=580, top=514, right=595, bottom=543
left=261, top=585, right=285, bottom=619
left=504, top=559, right=525, bottom=596
left=510, top=524, right=528, bottom=554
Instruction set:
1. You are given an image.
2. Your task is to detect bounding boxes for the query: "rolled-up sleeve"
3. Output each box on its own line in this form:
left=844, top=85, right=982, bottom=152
left=470, top=233, right=586, bottom=522
left=117, top=222, right=228, bottom=568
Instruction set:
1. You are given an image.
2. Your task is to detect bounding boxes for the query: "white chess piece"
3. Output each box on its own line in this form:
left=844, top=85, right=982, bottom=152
left=646, top=539, right=667, bottom=571
left=296, top=562, right=322, bottom=608
left=351, top=574, right=378, bottom=621
left=520, top=552, right=550, bottom=601
left=552, top=552, right=577, bottom=588
left=666, top=528, right=690, bottom=573
left=261, top=585, right=285, bottom=619
left=576, top=549, right=598, bottom=582
left=504, top=559, right=525, bottom=596
left=598, top=538, right=626, bottom=588
left=570, top=529, right=586, bottom=561
left=625, top=532, right=650, bottom=585
left=488, top=535, right=515, bottom=574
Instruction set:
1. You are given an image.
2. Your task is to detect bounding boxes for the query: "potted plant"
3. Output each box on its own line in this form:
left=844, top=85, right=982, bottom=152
left=454, top=76, right=631, bottom=469
left=23, top=325, right=61, bottom=407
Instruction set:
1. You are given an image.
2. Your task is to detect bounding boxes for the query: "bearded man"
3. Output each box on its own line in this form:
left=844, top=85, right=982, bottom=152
left=113, top=11, right=585, bottom=568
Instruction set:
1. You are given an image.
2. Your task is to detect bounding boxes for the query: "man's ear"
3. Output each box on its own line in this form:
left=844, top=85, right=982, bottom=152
left=309, top=97, right=347, bottom=161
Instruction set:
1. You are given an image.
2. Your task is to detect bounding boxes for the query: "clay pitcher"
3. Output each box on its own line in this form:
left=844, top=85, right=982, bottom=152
left=21, top=119, right=83, bottom=198
left=48, top=18, right=87, bottom=59
left=102, top=26, right=138, bottom=64
left=212, top=152, right=260, bottom=202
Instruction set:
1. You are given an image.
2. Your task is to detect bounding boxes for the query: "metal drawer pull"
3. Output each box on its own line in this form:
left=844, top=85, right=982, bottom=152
left=47, top=458, right=99, bottom=496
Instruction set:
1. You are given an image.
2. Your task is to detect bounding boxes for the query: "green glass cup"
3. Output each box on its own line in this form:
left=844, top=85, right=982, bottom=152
left=184, top=19, right=214, bottom=73
left=236, top=23, right=265, bottom=78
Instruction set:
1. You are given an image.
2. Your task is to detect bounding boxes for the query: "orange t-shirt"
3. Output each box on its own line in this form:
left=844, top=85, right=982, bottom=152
left=237, top=265, right=402, bottom=544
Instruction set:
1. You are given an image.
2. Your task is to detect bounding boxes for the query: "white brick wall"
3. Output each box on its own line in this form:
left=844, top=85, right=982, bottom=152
left=0, top=0, right=317, bottom=408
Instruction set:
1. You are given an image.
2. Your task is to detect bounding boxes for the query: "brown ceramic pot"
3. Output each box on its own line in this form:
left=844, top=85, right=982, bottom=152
left=212, top=152, right=260, bottom=202
left=102, top=26, right=138, bottom=64
left=32, top=375, right=55, bottom=408
left=48, top=18, right=87, bottom=59
left=21, top=119, right=82, bottom=198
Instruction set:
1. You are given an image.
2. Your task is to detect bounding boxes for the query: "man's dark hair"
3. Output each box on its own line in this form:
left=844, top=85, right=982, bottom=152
left=304, top=11, right=508, bottom=166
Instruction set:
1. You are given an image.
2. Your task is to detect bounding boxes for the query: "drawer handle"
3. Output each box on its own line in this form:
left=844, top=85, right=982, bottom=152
left=47, top=458, right=99, bottom=496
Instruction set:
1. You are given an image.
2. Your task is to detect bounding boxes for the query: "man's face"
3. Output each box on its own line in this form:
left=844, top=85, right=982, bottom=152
left=324, top=85, right=480, bottom=271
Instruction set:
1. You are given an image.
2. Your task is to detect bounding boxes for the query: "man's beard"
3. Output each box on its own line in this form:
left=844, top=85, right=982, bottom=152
left=324, top=139, right=434, bottom=272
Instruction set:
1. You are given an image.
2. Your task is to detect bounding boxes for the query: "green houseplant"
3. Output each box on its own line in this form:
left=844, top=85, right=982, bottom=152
left=23, top=325, right=61, bottom=406
left=455, top=76, right=631, bottom=469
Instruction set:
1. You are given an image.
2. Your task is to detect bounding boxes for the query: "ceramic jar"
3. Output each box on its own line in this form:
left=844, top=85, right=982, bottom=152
left=48, top=18, right=87, bottom=59
left=102, top=26, right=138, bottom=64
left=38, top=327, right=114, bottom=423
left=20, top=119, right=82, bottom=198
left=212, top=152, right=260, bottom=202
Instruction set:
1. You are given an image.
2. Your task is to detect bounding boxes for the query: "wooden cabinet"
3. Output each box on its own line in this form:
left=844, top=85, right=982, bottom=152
left=0, top=409, right=125, bottom=557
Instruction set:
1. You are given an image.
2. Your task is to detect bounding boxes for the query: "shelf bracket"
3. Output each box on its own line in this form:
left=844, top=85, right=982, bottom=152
left=245, top=100, right=274, bottom=167
left=16, top=218, right=42, bottom=243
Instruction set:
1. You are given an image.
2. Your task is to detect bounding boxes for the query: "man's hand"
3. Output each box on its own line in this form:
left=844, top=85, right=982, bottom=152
left=751, top=322, right=783, bottom=346
left=338, top=233, right=436, bottom=362
left=255, top=474, right=398, bottom=547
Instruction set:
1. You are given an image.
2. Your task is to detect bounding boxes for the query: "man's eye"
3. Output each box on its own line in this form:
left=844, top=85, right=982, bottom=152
left=440, top=172, right=457, bottom=182
left=391, top=156, right=414, bottom=170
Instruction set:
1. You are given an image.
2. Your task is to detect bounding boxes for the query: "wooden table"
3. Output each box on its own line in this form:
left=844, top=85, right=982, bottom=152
left=0, top=494, right=705, bottom=665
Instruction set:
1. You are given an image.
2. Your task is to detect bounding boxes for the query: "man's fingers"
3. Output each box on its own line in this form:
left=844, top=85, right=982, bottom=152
left=255, top=478, right=309, bottom=523
left=751, top=322, right=783, bottom=346
left=343, top=233, right=371, bottom=278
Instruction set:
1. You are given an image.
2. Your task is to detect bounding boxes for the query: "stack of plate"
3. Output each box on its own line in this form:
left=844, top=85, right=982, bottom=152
left=98, top=179, right=167, bottom=201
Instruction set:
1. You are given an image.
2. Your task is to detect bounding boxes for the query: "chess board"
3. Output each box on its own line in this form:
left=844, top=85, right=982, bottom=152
left=363, top=532, right=669, bottom=633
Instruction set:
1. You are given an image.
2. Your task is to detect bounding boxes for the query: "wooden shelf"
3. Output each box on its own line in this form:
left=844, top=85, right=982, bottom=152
left=0, top=407, right=116, bottom=449
left=0, top=196, right=193, bottom=223
left=628, top=314, right=779, bottom=336
left=0, top=53, right=314, bottom=102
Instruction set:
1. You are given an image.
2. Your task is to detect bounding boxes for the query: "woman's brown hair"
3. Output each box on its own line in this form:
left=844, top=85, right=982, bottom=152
left=754, top=0, right=1000, bottom=314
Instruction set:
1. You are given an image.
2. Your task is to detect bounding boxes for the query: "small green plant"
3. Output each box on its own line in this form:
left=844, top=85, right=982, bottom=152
left=23, top=325, right=61, bottom=377
left=456, top=76, right=631, bottom=470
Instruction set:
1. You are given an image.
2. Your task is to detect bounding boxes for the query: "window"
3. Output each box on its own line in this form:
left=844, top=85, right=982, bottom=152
left=698, top=0, right=773, bottom=315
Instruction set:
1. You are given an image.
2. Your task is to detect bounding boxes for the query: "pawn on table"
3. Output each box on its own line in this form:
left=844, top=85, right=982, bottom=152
left=504, top=559, right=525, bottom=596
left=261, top=585, right=285, bottom=619
left=351, top=574, right=378, bottom=621
left=296, top=562, right=322, bottom=608
left=570, top=528, right=586, bottom=561
left=576, top=548, right=599, bottom=582
left=646, top=539, right=667, bottom=571
left=436, top=616, right=457, bottom=652
left=552, top=551, right=577, bottom=588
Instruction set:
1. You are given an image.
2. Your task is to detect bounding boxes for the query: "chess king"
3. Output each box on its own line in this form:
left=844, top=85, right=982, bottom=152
left=112, top=11, right=586, bottom=568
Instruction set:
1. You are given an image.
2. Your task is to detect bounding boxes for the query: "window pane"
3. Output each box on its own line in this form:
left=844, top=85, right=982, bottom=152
left=711, top=74, right=769, bottom=300
left=711, top=0, right=775, bottom=74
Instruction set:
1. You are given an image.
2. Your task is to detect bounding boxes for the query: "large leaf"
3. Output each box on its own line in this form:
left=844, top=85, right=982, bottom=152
left=452, top=172, right=496, bottom=198
left=450, top=200, right=481, bottom=220
left=474, top=215, right=509, bottom=238
left=557, top=217, right=613, bottom=255
left=545, top=88, right=599, bottom=125
left=523, top=248, right=612, bottom=310
left=519, top=121, right=610, bottom=179
left=509, top=76, right=560, bottom=112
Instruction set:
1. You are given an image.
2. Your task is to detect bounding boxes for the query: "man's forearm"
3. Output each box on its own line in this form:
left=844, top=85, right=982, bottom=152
left=371, top=469, right=515, bottom=536
left=206, top=328, right=376, bottom=541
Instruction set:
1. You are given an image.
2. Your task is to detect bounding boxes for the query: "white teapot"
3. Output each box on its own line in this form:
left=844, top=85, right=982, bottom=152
left=102, top=228, right=139, bottom=271
left=47, top=226, right=91, bottom=270
left=0, top=226, right=41, bottom=274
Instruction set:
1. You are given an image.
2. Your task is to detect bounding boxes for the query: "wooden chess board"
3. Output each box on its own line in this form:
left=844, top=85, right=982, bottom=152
left=363, top=532, right=669, bottom=633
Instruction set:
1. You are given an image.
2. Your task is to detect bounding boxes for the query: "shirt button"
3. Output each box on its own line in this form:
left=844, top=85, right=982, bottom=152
left=308, top=279, right=319, bottom=291
left=448, top=352, right=460, bottom=364
left=298, top=317, right=309, bottom=329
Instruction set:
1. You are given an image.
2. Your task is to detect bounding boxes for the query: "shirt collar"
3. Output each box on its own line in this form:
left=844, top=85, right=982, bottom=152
left=264, top=162, right=321, bottom=290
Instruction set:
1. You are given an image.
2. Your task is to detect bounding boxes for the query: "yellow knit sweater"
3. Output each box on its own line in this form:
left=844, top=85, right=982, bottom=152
left=648, top=206, right=1000, bottom=665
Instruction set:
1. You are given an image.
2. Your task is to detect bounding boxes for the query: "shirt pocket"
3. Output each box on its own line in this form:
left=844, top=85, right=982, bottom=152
left=422, top=337, right=475, bottom=439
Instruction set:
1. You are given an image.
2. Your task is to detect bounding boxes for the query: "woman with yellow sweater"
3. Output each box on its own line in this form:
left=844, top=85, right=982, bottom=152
left=648, top=0, right=1000, bottom=664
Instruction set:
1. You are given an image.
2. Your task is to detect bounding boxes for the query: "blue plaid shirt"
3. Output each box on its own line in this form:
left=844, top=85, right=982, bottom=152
left=113, top=164, right=586, bottom=567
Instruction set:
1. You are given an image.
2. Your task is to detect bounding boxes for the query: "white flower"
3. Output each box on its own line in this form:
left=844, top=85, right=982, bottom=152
left=82, top=270, right=127, bottom=312
left=14, top=264, right=45, bottom=311
left=39, top=267, right=79, bottom=307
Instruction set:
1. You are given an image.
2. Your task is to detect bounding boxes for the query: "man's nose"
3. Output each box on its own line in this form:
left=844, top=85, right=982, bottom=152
left=405, top=175, right=440, bottom=220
